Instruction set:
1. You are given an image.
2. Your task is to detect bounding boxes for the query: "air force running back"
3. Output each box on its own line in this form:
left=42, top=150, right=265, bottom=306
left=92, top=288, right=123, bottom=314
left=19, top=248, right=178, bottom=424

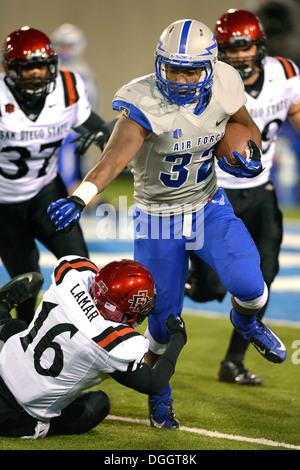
left=112, top=61, right=246, bottom=215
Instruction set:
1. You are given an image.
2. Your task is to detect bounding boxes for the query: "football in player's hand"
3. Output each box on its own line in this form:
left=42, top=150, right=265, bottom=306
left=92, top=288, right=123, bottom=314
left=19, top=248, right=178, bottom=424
left=214, top=122, right=252, bottom=166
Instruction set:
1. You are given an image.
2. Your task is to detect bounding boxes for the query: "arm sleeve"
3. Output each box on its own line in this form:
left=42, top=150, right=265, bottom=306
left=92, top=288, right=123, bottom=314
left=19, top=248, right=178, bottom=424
left=74, top=110, right=106, bottom=132
left=74, top=110, right=117, bottom=136
left=110, top=332, right=185, bottom=395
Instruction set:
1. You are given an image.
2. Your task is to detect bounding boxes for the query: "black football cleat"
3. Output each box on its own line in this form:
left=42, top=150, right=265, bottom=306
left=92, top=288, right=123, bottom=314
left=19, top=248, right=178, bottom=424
left=218, top=360, right=263, bottom=385
left=0, top=272, right=44, bottom=310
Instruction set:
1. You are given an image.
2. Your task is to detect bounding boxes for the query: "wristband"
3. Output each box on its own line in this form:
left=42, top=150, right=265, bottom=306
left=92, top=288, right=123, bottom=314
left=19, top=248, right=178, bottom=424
left=72, top=182, right=98, bottom=205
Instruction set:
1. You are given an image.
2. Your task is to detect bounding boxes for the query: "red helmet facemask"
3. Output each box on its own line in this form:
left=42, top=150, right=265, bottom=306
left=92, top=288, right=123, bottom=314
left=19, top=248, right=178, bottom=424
left=215, top=9, right=266, bottom=79
left=2, top=26, right=58, bottom=102
left=91, top=259, right=157, bottom=328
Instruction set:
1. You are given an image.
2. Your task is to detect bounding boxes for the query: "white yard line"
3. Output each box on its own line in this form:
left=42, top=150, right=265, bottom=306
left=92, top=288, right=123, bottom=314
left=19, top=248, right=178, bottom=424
left=106, top=415, right=300, bottom=450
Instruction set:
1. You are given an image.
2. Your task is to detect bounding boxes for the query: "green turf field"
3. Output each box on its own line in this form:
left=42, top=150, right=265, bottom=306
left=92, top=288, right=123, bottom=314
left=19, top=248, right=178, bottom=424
left=1, top=313, right=300, bottom=451
left=2, top=173, right=299, bottom=451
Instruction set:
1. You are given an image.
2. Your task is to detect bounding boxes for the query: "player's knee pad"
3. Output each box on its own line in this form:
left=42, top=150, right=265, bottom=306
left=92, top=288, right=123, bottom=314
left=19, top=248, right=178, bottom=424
left=74, top=390, right=110, bottom=434
left=49, top=390, right=110, bottom=436
left=234, top=282, right=268, bottom=311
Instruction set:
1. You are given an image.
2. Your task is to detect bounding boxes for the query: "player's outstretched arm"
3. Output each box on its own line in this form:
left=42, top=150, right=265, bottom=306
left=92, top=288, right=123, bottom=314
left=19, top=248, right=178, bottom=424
left=47, top=116, right=148, bottom=232
left=111, top=315, right=187, bottom=395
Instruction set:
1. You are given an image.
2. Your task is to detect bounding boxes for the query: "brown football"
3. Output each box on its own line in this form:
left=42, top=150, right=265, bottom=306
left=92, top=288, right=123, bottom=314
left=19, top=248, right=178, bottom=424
left=214, top=122, right=252, bottom=166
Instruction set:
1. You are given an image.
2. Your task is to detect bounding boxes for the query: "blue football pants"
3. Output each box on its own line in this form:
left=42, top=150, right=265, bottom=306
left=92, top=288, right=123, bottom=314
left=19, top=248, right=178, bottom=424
left=133, top=188, right=265, bottom=345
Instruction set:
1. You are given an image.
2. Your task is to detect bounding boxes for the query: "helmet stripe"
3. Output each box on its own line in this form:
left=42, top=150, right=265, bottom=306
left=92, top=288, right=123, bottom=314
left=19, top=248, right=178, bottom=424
left=178, top=20, right=192, bottom=54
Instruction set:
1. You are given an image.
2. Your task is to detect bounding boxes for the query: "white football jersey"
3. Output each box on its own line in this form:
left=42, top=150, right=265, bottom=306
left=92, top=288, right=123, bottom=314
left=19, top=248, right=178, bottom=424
left=216, top=56, right=300, bottom=189
left=112, top=61, right=246, bottom=215
left=0, top=70, right=91, bottom=203
left=0, top=255, right=149, bottom=420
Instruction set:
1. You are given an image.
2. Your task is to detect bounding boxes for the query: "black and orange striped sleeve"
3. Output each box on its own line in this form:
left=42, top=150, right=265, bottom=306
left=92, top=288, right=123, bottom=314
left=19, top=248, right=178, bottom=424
left=60, top=69, right=80, bottom=107
left=54, top=257, right=99, bottom=285
left=92, top=325, right=141, bottom=352
left=275, top=57, right=298, bottom=79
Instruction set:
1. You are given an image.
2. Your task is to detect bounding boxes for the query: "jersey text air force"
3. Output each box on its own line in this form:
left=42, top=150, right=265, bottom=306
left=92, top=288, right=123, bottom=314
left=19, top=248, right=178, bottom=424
left=0, top=70, right=91, bottom=203
left=112, top=61, right=246, bottom=215
left=0, top=256, right=149, bottom=421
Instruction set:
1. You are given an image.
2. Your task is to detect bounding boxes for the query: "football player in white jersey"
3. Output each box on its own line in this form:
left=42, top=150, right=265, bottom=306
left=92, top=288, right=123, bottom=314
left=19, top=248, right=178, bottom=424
left=48, top=19, right=287, bottom=429
left=185, top=9, right=300, bottom=386
left=0, top=27, right=113, bottom=325
left=0, top=256, right=187, bottom=438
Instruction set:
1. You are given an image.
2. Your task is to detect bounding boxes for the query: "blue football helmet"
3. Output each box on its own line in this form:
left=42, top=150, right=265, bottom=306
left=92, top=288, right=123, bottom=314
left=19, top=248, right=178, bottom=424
left=155, top=19, right=218, bottom=114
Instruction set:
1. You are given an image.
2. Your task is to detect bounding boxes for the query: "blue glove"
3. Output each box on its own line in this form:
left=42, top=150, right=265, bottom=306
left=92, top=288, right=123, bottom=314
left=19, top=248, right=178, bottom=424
left=47, top=196, right=85, bottom=233
left=217, top=140, right=264, bottom=178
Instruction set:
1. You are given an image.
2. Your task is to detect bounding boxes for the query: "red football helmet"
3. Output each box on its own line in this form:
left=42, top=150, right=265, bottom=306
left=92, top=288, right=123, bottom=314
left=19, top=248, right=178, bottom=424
left=215, top=9, right=266, bottom=79
left=2, top=26, right=58, bottom=101
left=91, top=259, right=156, bottom=328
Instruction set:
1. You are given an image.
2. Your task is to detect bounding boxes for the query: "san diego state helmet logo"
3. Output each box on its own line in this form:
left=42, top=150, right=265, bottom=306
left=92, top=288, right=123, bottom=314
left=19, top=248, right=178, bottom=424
left=128, top=290, right=151, bottom=312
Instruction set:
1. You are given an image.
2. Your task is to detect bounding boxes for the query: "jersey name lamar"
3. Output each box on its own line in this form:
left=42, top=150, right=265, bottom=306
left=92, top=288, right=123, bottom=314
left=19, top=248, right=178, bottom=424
left=70, top=283, right=99, bottom=322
